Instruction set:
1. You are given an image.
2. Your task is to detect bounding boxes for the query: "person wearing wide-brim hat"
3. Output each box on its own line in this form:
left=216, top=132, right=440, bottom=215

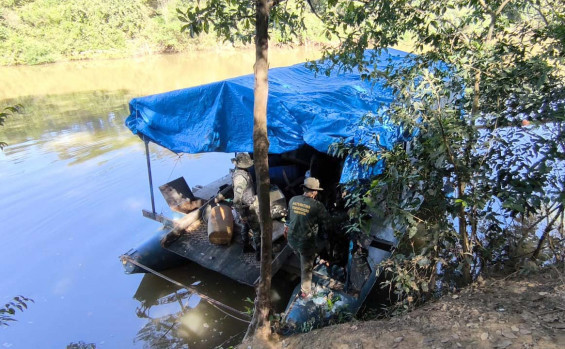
left=230, top=153, right=261, bottom=258
left=285, top=176, right=332, bottom=299
left=301, top=177, right=324, bottom=191
left=231, top=152, right=254, bottom=169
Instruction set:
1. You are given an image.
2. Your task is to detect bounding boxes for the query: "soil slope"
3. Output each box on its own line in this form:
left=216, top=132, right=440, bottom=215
left=244, top=268, right=565, bottom=348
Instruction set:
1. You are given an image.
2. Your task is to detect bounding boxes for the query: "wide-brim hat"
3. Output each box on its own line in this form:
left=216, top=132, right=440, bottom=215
left=302, top=177, right=323, bottom=191
left=231, top=152, right=254, bottom=169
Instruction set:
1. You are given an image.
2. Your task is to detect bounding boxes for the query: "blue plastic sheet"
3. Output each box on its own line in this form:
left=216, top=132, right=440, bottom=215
left=125, top=48, right=411, bottom=182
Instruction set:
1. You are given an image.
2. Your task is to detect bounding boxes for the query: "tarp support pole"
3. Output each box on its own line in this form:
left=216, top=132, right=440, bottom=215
left=144, top=137, right=156, bottom=215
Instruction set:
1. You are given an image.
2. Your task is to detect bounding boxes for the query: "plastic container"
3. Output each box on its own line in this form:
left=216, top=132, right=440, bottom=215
left=207, top=205, right=234, bottom=245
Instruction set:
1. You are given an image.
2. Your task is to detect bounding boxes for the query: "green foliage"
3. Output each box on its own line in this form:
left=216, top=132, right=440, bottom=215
left=325, top=293, right=340, bottom=311
left=319, top=0, right=565, bottom=300
left=243, top=296, right=255, bottom=316
left=0, top=0, right=207, bottom=65
left=484, top=212, right=554, bottom=270
left=176, top=0, right=327, bottom=46
left=0, top=295, right=33, bottom=326
left=299, top=317, right=316, bottom=333
left=66, top=342, right=96, bottom=349
left=379, top=253, right=437, bottom=308
left=0, top=104, right=20, bottom=126
left=0, top=0, right=329, bottom=65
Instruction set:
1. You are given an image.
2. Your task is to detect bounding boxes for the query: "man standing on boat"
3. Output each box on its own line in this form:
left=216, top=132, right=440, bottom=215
left=231, top=152, right=261, bottom=259
left=285, top=177, right=332, bottom=298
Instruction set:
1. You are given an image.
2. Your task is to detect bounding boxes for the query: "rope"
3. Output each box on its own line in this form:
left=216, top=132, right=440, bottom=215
left=161, top=154, right=184, bottom=213
left=167, top=153, right=184, bottom=182
left=215, top=329, right=246, bottom=349
left=121, top=256, right=251, bottom=323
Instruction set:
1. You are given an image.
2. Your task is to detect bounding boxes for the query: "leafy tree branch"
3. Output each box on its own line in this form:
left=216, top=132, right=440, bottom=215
left=319, top=0, right=564, bottom=293
left=0, top=295, right=33, bottom=327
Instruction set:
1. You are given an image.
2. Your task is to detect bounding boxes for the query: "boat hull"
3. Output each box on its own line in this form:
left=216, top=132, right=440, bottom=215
left=121, top=226, right=188, bottom=274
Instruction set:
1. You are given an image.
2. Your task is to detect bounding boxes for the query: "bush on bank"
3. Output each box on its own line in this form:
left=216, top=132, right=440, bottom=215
left=0, top=0, right=327, bottom=66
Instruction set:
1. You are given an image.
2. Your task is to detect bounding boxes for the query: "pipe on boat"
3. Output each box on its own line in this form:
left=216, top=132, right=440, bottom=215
left=144, top=136, right=156, bottom=215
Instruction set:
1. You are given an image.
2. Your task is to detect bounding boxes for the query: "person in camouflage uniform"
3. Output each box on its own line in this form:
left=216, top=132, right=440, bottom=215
left=285, top=177, right=332, bottom=297
left=231, top=153, right=261, bottom=259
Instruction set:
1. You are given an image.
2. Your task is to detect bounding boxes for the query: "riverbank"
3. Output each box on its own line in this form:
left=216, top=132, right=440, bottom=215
left=0, top=0, right=329, bottom=66
left=241, top=267, right=565, bottom=348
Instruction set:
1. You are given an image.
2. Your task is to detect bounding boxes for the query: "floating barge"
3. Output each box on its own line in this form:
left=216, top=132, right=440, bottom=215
left=121, top=48, right=410, bottom=328
left=122, top=173, right=294, bottom=286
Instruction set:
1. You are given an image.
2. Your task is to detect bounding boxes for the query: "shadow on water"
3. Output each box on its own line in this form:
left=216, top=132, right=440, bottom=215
left=130, top=263, right=299, bottom=348
left=132, top=263, right=252, bottom=349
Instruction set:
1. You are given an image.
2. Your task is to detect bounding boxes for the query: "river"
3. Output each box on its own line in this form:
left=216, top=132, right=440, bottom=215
left=0, top=47, right=320, bottom=348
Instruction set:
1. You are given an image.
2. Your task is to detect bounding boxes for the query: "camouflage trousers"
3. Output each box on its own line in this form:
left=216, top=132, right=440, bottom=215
left=288, top=242, right=316, bottom=295
left=236, top=204, right=261, bottom=250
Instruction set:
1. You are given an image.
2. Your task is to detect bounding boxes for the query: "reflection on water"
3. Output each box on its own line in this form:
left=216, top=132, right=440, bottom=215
left=0, top=47, right=321, bottom=100
left=133, top=264, right=255, bottom=349
left=0, top=90, right=135, bottom=147
left=130, top=262, right=298, bottom=348
left=0, top=49, right=316, bottom=348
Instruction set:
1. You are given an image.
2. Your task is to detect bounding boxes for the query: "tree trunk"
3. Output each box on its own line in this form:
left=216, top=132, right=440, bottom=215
left=457, top=180, right=472, bottom=284
left=244, top=0, right=273, bottom=341
left=531, top=207, right=562, bottom=261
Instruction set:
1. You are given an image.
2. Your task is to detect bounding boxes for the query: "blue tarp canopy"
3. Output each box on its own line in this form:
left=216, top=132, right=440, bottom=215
left=126, top=48, right=410, bottom=182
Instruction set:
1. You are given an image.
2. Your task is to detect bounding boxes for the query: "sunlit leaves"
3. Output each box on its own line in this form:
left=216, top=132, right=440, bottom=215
left=177, top=0, right=255, bottom=44
left=177, top=0, right=308, bottom=45
left=322, top=0, right=564, bottom=296
left=379, top=252, right=446, bottom=310
left=1, top=0, right=197, bottom=64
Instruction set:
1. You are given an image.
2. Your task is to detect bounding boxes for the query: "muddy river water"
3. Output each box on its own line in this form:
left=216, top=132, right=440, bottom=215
left=0, top=47, right=319, bottom=348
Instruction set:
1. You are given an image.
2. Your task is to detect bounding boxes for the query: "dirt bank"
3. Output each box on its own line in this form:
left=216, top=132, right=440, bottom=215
left=242, top=268, right=565, bottom=348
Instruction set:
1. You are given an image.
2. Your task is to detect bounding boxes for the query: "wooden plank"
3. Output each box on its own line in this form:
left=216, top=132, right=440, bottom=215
left=141, top=209, right=202, bottom=231
left=142, top=210, right=175, bottom=228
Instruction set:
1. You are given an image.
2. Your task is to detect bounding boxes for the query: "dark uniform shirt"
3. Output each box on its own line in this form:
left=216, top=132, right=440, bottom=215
left=287, top=194, right=331, bottom=255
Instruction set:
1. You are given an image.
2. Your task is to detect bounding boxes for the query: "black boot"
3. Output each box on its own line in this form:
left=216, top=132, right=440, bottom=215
left=241, top=222, right=253, bottom=253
